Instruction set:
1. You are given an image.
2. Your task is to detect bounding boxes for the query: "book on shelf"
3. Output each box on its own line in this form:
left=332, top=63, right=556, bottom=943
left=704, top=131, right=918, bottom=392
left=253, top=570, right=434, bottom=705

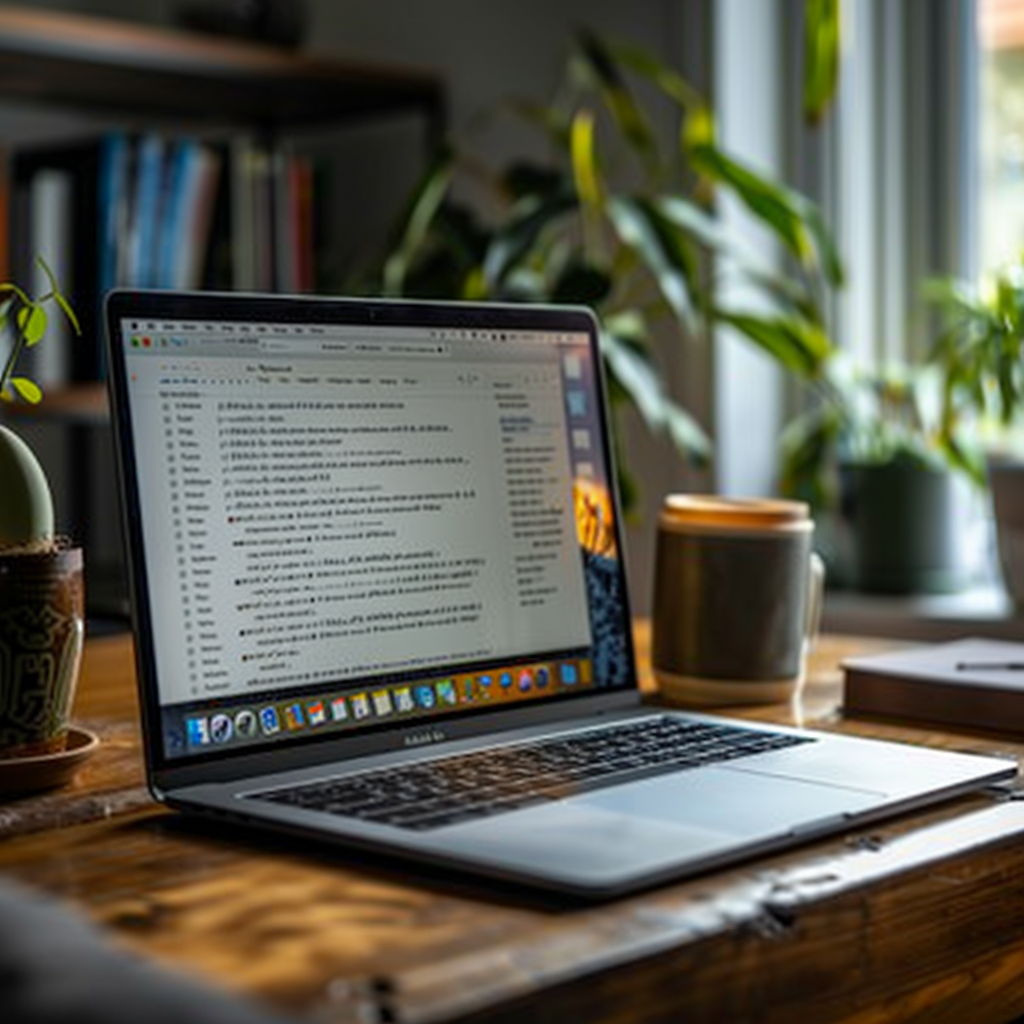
left=843, top=637, right=1024, bottom=734
left=8, top=131, right=322, bottom=385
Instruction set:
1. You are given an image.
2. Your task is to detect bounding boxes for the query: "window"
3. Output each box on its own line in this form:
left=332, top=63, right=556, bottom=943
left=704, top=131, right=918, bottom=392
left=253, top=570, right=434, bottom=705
left=979, top=0, right=1024, bottom=271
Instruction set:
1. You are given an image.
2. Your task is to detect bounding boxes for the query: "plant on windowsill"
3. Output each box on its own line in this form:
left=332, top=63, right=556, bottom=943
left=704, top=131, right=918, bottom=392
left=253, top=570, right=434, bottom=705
left=0, top=262, right=87, bottom=759
left=369, top=28, right=842, bottom=512
left=927, top=263, right=1024, bottom=603
left=779, top=353, right=977, bottom=594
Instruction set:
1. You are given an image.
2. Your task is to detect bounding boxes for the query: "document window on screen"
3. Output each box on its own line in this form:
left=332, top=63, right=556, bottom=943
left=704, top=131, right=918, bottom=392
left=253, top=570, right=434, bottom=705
left=118, top=318, right=629, bottom=760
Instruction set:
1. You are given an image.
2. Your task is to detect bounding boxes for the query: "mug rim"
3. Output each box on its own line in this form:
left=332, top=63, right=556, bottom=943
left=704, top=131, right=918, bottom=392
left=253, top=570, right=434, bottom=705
left=660, top=494, right=812, bottom=533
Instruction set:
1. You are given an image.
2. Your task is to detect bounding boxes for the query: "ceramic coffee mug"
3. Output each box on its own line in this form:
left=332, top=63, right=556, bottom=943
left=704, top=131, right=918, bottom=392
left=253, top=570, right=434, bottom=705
left=0, top=547, right=85, bottom=758
left=651, top=495, right=823, bottom=705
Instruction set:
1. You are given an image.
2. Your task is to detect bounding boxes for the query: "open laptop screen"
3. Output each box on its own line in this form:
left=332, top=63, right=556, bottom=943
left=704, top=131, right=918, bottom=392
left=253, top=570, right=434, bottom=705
left=108, top=295, right=634, bottom=764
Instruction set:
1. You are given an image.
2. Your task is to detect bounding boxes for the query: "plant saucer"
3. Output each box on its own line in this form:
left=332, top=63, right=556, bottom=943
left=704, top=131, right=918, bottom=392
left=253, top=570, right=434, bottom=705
left=0, top=727, right=99, bottom=796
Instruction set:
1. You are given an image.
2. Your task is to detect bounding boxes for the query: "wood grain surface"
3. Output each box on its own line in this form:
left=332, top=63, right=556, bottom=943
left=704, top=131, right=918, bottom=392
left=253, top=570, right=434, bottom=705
left=2, top=627, right=1024, bottom=1024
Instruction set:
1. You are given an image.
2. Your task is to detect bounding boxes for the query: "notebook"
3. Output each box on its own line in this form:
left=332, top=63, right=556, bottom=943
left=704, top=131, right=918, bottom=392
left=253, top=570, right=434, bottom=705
left=104, top=290, right=1015, bottom=899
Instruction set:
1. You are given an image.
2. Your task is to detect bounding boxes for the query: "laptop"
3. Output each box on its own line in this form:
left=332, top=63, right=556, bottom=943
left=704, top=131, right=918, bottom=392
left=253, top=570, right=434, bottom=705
left=105, top=290, right=1015, bottom=899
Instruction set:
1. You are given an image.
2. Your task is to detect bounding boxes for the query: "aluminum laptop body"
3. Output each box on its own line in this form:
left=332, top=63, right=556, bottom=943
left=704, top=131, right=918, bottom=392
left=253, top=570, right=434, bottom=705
left=105, top=290, right=1015, bottom=899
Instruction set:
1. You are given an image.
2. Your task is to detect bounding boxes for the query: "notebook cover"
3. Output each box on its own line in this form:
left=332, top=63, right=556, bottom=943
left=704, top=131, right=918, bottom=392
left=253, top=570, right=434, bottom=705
left=842, top=638, right=1024, bottom=733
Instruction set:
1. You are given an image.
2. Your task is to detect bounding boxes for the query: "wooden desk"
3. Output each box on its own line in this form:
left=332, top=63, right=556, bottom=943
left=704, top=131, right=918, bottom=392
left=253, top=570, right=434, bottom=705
left=3, top=630, right=1024, bottom=1024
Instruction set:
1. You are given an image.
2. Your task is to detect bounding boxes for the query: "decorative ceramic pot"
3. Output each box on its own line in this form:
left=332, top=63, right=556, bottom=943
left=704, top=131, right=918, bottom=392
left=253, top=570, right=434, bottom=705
left=841, top=460, right=963, bottom=594
left=0, top=547, right=85, bottom=758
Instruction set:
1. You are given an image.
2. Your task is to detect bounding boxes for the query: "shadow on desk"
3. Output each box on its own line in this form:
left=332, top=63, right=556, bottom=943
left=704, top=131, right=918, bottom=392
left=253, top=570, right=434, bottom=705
left=130, top=812, right=584, bottom=914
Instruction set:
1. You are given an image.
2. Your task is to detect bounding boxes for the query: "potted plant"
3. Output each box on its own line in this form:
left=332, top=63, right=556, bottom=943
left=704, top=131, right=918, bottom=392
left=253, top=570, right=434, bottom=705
left=927, top=263, right=1024, bottom=603
left=371, top=29, right=842, bottom=510
left=0, top=262, right=84, bottom=758
left=780, top=354, right=974, bottom=594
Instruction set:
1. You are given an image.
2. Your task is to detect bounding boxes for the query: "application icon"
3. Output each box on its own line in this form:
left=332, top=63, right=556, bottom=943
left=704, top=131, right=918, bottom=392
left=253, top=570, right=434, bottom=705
left=560, top=662, right=579, bottom=685
left=499, top=671, right=513, bottom=690
left=330, top=696, right=349, bottom=722
left=415, top=684, right=436, bottom=710
left=186, top=716, right=210, bottom=746
left=372, top=690, right=393, bottom=717
left=567, top=390, right=587, bottom=417
left=393, top=687, right=415, bottom=713
left=259, top=706, right=281, bottom=735
left=478, top=674, right=493, bottom=688
left=518, top=669, right=533, bottom=693
left=307, top=700, right=327, bottom=727
left=436, top=679, right=457, bottom=706
left=210, top=713, right=233, bottom=743
left=460, top=676, right=475, bottom=702
left=535, top=665, right=551, bottom=689
left=234, top=708, right=258, bottom=738
left=571, top=428, right=591, bottom=451
left=350, top=693, right=371, bottom=720
left=283, top=703, right=305, bottom=730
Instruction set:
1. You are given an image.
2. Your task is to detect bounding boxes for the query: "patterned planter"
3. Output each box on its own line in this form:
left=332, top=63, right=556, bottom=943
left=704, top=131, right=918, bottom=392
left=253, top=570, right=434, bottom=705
left=0, top=547, right=85, bottom=758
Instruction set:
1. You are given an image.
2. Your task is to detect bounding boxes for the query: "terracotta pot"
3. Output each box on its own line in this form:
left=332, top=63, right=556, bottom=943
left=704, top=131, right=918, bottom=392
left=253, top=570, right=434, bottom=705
left=0, top=547, right=85, bottom=758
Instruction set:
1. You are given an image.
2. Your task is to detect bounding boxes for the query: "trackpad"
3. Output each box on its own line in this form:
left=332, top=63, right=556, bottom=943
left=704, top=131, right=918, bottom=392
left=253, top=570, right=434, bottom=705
left=579, top=767, right=881, bottom=837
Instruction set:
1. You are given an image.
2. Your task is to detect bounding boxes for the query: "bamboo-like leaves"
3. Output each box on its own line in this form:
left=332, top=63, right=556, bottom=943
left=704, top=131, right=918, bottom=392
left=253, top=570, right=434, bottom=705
left=608, top=196, right=698, bottom=336
left=601, top=329, right=710, bottom=461
left=482, top=190, right=575, bottom=290
left=573, top=29, right=657, bottom=170
left=804, top=0, right=841, bottom=126
left=686, top=108, right=842, bottom=289
left=371, top=27, right=846, bottom=504
left=717, top=312, right=832, bottom=379
left=384, top=153, right=455, bottom=296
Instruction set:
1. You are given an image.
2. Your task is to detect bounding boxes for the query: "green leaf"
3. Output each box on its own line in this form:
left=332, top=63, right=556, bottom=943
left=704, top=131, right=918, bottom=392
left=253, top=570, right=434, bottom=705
left=600, top=330, right=710, bottom=462
left=607, top=196, right=698, bottom=335
left=36, top=257, right=82, bottom=335
left=689, top=141, right=811, bottom=264
left=717, top=312, right=833, bottom=378
left=16, top=304, right=47, bottom=347
left=803, top=201, right=844, bottom=287
left=384, top=153, right=455, bottom=296
left=482, top=191, right=575, bottom=287
left=573, top=29, right=657, bottom=167
left=600, top=330, right=666, bottom=429
left=657, top=196, right=825, bottom=319
left=664, top=402, right=711, bottom=462
left=804, top=0, right=841, bottom=126
left=570, top=109, right=602, bottom=210
left=603, top=39, right=704, bottom=111
left=11, top=377, right=42, bottom=403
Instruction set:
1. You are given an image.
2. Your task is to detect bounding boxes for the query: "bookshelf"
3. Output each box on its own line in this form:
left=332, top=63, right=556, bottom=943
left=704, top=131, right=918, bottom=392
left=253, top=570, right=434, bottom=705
left=0, top=6, right=444, bottom=131
left=0, top=5, right=445, bottom=612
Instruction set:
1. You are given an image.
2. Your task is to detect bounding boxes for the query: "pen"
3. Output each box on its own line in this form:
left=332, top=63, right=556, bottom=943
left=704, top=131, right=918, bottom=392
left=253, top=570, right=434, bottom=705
left=955, top=661, right=1024, bottom=670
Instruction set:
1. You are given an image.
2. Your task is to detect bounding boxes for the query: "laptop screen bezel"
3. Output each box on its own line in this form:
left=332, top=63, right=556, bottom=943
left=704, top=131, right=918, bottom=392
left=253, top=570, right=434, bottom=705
left=104, top=290, right=640, bottom=791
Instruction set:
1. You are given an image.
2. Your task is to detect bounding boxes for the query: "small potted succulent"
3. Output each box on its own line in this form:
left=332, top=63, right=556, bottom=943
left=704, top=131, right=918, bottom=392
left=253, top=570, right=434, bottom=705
left=0, top=262, right=85, bottom=758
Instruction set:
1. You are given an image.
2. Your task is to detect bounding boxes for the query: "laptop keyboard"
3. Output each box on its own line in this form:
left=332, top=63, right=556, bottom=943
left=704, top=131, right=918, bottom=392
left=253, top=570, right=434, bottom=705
left=256, top=717, right=814, bottom=831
